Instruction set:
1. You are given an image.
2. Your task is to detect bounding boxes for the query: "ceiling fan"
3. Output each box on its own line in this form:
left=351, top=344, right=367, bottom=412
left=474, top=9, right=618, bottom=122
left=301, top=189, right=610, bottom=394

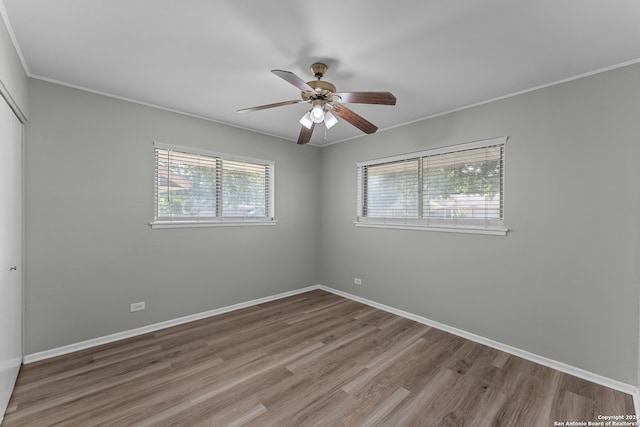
left=237, top=63, right=397, bottom=145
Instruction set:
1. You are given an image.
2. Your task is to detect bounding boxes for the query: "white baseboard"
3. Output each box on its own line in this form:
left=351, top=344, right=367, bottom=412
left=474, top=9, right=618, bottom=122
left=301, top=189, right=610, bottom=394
left=316, top=285, right=639, bottom=402
left=23, top=283, right=639, bottom=417
left=23, top=285, right=319, bottom=364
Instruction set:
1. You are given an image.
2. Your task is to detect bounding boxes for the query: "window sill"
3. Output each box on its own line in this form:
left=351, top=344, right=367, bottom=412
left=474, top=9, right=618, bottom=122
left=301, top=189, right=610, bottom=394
left=150, top=219, right=278, bottom=229
left=354, top=220, right=508, bottom=236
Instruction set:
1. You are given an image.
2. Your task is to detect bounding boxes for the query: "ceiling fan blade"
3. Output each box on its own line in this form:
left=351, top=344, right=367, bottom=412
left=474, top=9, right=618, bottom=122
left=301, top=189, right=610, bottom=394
left=297, top=123, right=315, bottom=145
left=333, top=91, right=397, bottom=105
left=330, top=104, right=378, bottom=134
left=237, top=99, right=303, bottom=113
left=272, top=70, right=315, bottom=92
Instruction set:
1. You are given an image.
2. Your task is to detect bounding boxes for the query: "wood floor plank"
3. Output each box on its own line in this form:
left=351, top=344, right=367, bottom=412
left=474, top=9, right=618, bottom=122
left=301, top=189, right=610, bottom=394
left=337, top=385, right=411, bottom=426
left=3, top=290, right=635, bottom=426
left=380, top=366, right=461, bottom=426
left=466, top=387, right=509, bottom=427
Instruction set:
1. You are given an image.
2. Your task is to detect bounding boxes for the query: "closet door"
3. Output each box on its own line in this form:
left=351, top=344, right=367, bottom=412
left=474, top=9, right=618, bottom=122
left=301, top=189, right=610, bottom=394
left=0, top=97, right=22, bottom=421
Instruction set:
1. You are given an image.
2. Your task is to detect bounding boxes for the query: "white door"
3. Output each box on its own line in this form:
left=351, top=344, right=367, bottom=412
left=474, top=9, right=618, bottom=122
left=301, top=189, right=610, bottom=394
left=0, top=97, right=23, bottom=421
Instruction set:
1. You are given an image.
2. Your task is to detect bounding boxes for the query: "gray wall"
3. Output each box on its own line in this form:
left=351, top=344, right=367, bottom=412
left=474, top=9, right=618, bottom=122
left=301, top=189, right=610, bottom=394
left=319, top=63, right=640, bottom=385
left=24, top=79, right=321, bottom=354
left=22, top=62, right=640, bottom=386
left=0, top=14, right=27, bottom=120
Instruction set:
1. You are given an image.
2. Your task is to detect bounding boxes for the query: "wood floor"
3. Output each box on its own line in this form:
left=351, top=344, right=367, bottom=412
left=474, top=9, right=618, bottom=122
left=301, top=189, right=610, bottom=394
left=3, top=290, right=635, bottom=426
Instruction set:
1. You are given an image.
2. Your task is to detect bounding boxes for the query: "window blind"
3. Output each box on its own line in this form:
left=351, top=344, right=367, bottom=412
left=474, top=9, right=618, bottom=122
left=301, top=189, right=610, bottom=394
left=356, top=137, right=507, bottom=234
left=155, top=148, right=219, bottom=219
left=154, top=144, right=274, bottom=225
left=363, top=159, right=419, bottom=218
left=423, top=144, right=503, bottom=221
left=221, top=159, right=269, bottom=218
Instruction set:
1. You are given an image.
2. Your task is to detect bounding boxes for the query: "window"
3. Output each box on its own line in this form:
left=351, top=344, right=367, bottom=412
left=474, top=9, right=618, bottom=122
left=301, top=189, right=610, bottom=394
left=356, top=137, right=507, bottom=235
left=151, top=143, right=275, bottom=228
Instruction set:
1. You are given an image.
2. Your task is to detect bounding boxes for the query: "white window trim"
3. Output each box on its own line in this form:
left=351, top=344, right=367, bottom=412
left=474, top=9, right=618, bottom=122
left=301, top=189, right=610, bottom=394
left=150, top=219, right=277, bottom=229
left=150, top=142, right=276, bottom=229
left=355, top=137, right=508, bottom=236
left=354, top=221, right=508, bottom=236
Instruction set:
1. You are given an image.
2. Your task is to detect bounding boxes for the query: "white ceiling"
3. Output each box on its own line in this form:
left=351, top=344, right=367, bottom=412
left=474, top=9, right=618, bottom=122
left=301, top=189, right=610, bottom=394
left=3, top=0, right=640, bottom=147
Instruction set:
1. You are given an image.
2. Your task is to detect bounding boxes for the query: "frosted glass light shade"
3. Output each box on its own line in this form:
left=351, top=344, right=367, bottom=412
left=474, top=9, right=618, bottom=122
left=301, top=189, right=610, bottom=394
left=310, top=105, right=325, bottom=123
left=299, top=111, right=313, bottom=129
left=324, top=111, right=338, bottom=129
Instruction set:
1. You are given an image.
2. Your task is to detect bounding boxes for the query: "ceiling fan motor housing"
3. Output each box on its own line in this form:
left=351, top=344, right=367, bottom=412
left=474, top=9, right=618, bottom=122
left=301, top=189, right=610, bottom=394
left=306, top=80, right=336, bottom=94
left=304, top=63, right=336, bottom=101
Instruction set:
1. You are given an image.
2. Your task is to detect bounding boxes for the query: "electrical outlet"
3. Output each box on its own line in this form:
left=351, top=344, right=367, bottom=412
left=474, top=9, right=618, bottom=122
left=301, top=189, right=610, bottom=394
left=354, top=278, right=362, bottom=285
left=130, top=301, right=146, bottom=312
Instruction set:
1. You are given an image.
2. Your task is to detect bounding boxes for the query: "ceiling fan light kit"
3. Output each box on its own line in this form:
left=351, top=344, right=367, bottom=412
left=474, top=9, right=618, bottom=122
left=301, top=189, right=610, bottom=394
left=299, top=104, right=338, bottom=130
left=238, top=62, right=396, bottom=145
